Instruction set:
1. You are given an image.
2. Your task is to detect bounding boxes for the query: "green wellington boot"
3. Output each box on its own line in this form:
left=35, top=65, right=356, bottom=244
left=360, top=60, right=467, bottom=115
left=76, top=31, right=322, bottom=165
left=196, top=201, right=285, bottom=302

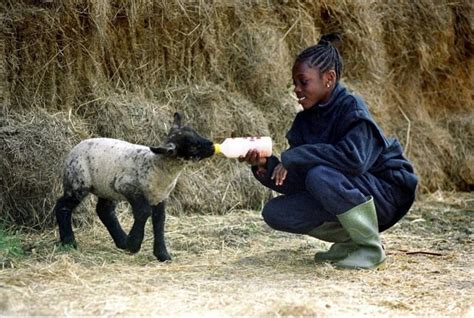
left=315, top=241, right=358, bottom=262
left=307, top=222, right=357, bottom=262
left=334, top=196, right=386, bottom=269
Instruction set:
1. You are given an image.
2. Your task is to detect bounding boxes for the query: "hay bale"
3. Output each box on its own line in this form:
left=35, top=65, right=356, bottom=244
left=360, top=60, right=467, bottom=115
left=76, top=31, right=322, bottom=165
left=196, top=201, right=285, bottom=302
left=77, top=93, right=171, bottom=145
left=276, top=2, right=321, bottom=55
left=460, top=155, right=474, bottom=187
left=379, top=0, right=473, bottom=111
left=2, top=3, right=96, bottom=110
left=227, top=8, right=291, bottom=107
left=0, top=109, right=91, bottom=228
left=445, top=114, right=474, bottom=190
left=379, top=0, right=454, bottom=83
left=157, top=84, right=271, bottom=139
left=405, top=122, right=458, bottom=192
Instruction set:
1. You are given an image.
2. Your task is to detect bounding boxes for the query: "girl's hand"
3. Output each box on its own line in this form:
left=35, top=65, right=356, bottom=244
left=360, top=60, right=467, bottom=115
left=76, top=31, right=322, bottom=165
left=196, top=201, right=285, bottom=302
left=271, top=163, right=287, bottom=186
left=238, top=149, right=267, bottom=167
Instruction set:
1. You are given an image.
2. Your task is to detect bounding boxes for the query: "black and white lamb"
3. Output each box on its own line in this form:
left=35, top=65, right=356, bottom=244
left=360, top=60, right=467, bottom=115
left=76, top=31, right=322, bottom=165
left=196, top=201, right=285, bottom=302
left=53, top=112, right=214, bottom=261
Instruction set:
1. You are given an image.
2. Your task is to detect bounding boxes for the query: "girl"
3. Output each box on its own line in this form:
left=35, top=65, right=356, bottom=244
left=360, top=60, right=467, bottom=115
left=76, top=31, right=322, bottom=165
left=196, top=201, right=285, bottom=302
left=240, top=33, right=418, bottom=269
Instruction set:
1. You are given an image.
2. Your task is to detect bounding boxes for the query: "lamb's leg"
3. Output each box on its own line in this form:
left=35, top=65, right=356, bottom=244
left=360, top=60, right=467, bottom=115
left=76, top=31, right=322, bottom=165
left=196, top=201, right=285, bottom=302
left=96, top=198, right=127, bottom=250
left=54, top=193, right=84, bottom=248
left=126, top=198, right=151, bottom=254
left=152, top=201, right=171, bottom=262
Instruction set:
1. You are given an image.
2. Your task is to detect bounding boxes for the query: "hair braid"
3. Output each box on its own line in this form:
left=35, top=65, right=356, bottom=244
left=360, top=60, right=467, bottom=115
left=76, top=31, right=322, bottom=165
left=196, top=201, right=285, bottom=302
left=295, top=33, right=343, bottom=81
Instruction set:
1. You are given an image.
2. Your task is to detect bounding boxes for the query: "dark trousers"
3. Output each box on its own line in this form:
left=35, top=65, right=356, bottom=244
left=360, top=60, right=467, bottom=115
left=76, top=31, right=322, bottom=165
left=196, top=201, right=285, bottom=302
left=254, top=161, right=415, bottom=234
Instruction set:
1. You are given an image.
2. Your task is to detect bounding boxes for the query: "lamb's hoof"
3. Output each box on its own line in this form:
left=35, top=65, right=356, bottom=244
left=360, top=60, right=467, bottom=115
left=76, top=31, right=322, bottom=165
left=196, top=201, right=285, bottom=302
left=154, top=251, right=171, bottom=262
left=115, top=237, right=128, bottom=250
left=126, top=238, right=142, bottom=254
left=58, top=239, right=77, bottom=251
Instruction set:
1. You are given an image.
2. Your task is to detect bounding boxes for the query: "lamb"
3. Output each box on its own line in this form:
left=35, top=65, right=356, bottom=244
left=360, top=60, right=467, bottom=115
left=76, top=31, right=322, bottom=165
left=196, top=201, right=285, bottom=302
left=53, top=112, right=214, bottom=261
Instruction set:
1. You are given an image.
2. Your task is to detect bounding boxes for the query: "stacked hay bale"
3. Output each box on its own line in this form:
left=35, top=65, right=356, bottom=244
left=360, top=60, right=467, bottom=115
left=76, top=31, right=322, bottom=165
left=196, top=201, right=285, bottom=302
left=0, top=110, right=91, bottom=228
left=1, top=0, right=472, bottom=228
left=377, top=0, right=474, bottom=191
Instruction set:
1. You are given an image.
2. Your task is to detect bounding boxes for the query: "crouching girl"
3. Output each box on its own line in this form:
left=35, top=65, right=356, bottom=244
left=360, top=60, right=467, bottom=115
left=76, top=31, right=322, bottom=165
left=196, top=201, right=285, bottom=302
left=240, top=33, right=418, bottom=269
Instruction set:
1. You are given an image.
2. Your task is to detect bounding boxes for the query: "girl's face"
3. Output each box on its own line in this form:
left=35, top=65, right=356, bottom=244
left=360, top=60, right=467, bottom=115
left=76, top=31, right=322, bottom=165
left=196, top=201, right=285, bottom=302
left=292, top=61, right=335, bottom=110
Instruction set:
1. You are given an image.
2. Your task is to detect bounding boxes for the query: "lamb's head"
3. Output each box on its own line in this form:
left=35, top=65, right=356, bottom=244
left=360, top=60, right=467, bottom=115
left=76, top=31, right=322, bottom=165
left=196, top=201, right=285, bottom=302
left=150, top=112, right=214, bottom=161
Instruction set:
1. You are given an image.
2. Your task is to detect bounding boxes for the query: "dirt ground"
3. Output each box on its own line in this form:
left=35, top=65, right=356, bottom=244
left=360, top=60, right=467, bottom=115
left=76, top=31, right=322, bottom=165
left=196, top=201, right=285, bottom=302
left=0, top=191, right=472, bottom=317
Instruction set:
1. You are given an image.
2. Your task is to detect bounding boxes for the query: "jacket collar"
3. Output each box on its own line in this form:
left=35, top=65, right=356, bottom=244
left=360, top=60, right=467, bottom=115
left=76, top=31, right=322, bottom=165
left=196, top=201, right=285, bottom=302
left=301, top=83, right=345, bottom=116
left=315, top=82, right=344, bottom=110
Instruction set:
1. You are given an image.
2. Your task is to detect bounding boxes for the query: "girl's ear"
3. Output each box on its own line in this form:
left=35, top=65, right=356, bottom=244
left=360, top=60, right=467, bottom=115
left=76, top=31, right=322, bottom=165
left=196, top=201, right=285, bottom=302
left=323, top=70, right=337, bottom=87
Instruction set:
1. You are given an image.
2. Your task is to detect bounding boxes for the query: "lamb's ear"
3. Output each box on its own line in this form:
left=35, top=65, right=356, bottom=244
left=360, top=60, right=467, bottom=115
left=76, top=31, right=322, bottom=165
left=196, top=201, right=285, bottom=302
left=172, top=112, right=182, bottom=129
left=150, top=143, right=177, bottom=156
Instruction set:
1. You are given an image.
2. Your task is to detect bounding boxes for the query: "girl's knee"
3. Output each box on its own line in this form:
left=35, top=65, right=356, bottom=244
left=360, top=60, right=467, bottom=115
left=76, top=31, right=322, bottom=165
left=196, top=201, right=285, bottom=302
left=305, top=166, right=340, bottom=197
left=261, top=195, right=318, bottom=234
left=261, top=197, right=300, bottom=232
left=261, top=200, right=283, bottom=230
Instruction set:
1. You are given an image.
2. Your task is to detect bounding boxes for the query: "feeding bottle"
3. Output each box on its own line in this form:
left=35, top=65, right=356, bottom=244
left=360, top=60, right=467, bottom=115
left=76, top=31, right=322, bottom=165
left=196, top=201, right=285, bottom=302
left=214, top=136, right=272, bottom=158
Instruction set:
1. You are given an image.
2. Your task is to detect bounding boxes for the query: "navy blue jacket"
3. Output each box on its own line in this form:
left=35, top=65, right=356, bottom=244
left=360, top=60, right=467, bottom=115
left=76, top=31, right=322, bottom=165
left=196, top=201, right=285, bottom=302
left=256, top=83, right=418, bottom=229
left=282, top=83, right=415, bottom=179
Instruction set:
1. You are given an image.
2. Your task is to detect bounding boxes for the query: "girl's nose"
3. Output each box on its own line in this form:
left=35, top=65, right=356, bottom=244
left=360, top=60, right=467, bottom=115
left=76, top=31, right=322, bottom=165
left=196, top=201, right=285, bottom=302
left=294, top=85, right=301, bottom=94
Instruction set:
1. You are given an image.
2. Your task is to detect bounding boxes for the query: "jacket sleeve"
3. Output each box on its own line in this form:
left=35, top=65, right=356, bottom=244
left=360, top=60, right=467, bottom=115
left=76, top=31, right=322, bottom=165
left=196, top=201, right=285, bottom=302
left=250, top=155, right=307, bottom=194
left=280, top=120, right=384, bottom=176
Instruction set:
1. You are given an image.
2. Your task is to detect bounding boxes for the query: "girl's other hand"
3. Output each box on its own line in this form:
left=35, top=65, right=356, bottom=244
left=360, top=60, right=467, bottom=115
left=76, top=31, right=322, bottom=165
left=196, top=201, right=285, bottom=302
left=271, top=163, right=287, bottom=186
left=238, top=149, right=268, bottom=167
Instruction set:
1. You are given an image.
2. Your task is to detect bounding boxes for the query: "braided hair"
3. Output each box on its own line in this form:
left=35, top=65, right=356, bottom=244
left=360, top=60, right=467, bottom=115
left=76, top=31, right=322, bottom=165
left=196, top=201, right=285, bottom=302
left=295, top=33, right=343, bottom=82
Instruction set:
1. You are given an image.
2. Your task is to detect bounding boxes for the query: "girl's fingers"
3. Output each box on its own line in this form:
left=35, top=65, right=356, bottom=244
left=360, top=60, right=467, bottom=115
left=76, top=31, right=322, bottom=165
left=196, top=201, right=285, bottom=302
left=239, top=150, right=257, bottom=164
left=280, top=169, right=287, bottom=185
left=271, top=163, right=282, bottom=180
left=275, top=166, right=287, bottom=186
left=239, top=149, right=268, bottom=166
left=271, top=163, right=287, bottom=185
